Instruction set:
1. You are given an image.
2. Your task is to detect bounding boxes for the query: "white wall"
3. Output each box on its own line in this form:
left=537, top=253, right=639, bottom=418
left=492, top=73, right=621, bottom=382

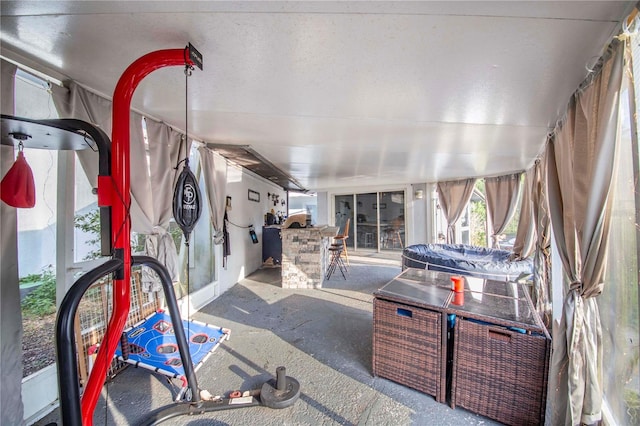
left=216, top=164, right=286, bottom=295
left=410, top=183, right=428, bottom=245
left=316, top=191, right=329, bottom=226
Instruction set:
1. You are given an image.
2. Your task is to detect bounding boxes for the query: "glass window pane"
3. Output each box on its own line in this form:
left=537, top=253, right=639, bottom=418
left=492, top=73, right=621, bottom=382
left=459, top=208, right=471, bottom=245
left=355, top=193, right=377, bottom=250
left=14, top=69, right=57, bottom=119
left=180, top=147, right=213, bottom=294
left=14, top=71, right=60, bottom=377
left=380, top=191, right=404, bottom=251
left=499, top=177, right=522, bottom=250
left=598, top=72, right=639, bottom=424
left=17, top=149, right=59, bottom=378
left=470, top=180, right=487, bottom=247
left=288, top=193, right=317, bottom=225
left=74, top=157, right=102, bottom=262
left=334, top=194, right=354, bottom=248
left=434, top=189, right=447, bottom=243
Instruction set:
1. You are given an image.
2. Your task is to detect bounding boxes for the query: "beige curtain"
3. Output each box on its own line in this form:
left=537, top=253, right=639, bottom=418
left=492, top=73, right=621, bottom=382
left=437, top=178, right=476, bottom=243
left=130, top=118, right=187, bottom=291
left=485, top=172, right=521, bottom=248
left=1, top=59, right=25, bottom=426
left=512, top=156, right=552, bottom=319
left=51, top=81, right=112, bottom=187
left=512, top=166, right=536, bottom=259
left=52, top=82, right=182, bottom=289
left=531, top=151, right=552, bottom=322
left=546, top=39, right=625, bottom=425
left=198, top=146, right=228, bottom=244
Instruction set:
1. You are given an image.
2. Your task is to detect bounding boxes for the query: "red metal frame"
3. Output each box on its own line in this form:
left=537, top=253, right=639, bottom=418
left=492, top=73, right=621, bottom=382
left=88, top=48, right=194, bottom=425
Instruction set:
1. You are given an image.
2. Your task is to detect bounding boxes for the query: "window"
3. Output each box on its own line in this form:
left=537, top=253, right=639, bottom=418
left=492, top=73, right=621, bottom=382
left=334, top=190, right=406, bottom=251
left=73, top=159, right=102, bottom=262
left=597, top=33, right=640, bottom=424
left=334, top=194, right=354, bottom=249
left=380, top=191, right=405, bottom=251
left=179, top=145, right=214, bottom=294
left=356, top=193, right=377, bottom=249
left=288, top=192, right=317, bottom=225
left=133, top=119, right=214, bottom=296
left=14, top=69, right=60, bottom=377
left=469, top=178, right=521, bottom=249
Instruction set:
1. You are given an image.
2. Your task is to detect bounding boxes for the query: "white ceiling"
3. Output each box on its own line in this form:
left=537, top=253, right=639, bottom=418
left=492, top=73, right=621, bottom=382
left=0, top=1, right=634, bottom=191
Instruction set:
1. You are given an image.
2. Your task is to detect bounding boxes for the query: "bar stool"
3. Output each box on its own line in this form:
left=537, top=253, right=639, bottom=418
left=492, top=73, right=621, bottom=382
left=326, top=244, right=347, bottom=280
left=333, top=218, right=350, bottom=265
left=382, top=226, right=403, bottom=249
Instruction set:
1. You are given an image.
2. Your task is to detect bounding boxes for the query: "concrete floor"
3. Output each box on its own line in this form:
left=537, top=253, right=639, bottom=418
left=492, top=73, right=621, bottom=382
left=36, top=253, right=503, bottom=425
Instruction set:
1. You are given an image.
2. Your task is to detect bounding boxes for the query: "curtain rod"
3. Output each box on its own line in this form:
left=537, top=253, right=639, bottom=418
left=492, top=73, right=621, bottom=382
left=70, top=80, right=200, bottom=142
left=0, top=54, right=64, bottom=88
left=547, top=6, right=636, bottom=148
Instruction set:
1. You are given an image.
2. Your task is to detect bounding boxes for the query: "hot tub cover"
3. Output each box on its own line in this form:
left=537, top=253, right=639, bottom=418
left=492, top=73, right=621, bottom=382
left=402, top=243, right=532, bottom=280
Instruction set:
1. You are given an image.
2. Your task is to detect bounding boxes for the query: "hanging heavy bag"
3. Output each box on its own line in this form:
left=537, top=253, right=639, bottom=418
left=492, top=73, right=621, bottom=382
left=1, top=150, right=36, bottom=208
left=172, top=163, right=202, bottom=242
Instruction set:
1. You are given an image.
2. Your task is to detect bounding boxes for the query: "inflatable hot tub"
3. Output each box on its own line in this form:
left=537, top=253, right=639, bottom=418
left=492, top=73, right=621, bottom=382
left=402, top=243, right=532, bottom=281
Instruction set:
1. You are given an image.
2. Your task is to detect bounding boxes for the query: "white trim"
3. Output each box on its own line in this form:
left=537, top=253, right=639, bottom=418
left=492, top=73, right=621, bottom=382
left=0, top=53, right=64, bottom=87
left=328, top=185, right=413, bottom=251
left=328, top=182, right=412, bottom=198
left=22, top=364, right=59, bottom=425
left=56, top=151, right=75, bottom=303
left=601, top=400, right=617, bottom=426
left=177, top=281, right=220, bottom=319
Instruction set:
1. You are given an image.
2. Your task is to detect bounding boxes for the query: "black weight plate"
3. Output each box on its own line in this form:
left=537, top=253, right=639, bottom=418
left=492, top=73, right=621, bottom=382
left=260, top=376, right=301, bottom=409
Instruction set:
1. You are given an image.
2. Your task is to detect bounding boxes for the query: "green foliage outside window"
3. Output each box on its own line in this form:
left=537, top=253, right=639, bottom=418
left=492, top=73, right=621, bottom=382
left=470, top=200, right=487, bottom=247
left=470, top=180, right=486, bottom=247
left=75, top=210, right=182, bottom=258
left=74, top=209, right=102, bottom=260
left=20, top=265, right=56, bottom=317
left=469, top=177, right=521, bottom=248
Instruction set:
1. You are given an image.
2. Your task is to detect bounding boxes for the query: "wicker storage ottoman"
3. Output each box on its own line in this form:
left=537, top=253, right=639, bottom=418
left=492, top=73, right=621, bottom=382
left=373, top=297, right=444, bottom=402
left=451, top=318, right=550, bottom=426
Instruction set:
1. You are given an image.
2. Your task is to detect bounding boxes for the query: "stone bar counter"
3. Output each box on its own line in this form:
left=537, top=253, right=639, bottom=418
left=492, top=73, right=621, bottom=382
left=281, top=225, right=339, bottom=289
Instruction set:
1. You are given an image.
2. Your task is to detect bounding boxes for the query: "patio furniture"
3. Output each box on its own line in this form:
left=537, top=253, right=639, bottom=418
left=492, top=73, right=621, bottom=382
left=326, top=244, right=347, bottom=280
left=402, top=243, right=533, bottom=281
left=333, top=218, right=350, bottom=265
left=372, top=270, right=452, bottom=403
left=372, top=268, right=551, bottom=426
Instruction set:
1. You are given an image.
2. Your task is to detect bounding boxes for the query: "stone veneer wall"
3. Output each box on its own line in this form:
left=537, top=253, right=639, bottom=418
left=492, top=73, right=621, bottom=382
left=281, top=228, right=331, bottom=289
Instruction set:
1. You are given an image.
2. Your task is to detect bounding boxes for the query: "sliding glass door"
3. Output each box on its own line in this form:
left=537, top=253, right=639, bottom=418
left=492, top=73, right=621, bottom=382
left=334, top=195, right=354, bottom=250
left=356, top=193, right=377, bottom=249
left=379, top=191, right=405, bottom=250
left=334, top=190, right=405, bottom=252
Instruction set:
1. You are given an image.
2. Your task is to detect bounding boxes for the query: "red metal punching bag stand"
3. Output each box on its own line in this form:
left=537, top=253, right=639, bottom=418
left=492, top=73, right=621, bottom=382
left=88, top=47, right=197, bottom=426
left=68, top=44, right=299, bottom=426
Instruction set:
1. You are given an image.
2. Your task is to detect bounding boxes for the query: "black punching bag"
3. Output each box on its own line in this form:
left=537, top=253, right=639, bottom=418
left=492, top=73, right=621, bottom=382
left=173, top=163, right=202, bottom=242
